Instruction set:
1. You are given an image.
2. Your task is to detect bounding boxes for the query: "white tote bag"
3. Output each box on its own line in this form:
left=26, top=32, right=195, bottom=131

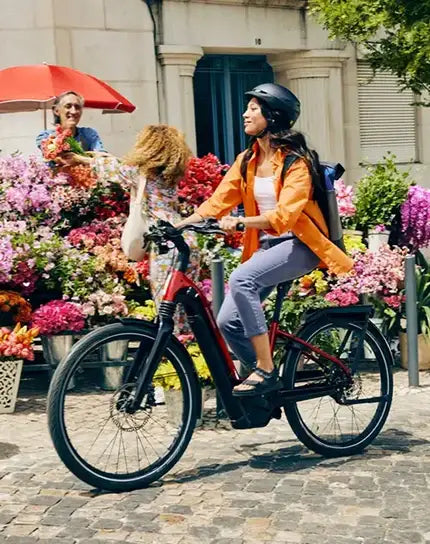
left=121, top=175, right=149, bottom=261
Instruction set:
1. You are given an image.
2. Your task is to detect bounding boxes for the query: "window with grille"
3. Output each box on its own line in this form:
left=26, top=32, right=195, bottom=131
left=357, top=61, right=417, bottom=164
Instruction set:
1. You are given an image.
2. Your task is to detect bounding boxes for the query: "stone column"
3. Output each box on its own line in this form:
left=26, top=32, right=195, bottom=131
left=268, top=50, right=351, bottom=166
left=158, top=45, right=204, bottom=154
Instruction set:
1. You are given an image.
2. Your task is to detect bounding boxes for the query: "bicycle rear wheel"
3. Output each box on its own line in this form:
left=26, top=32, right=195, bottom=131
left=47, top=322, right=200, bottom=491
left=282, top=319, right=393, bottom=457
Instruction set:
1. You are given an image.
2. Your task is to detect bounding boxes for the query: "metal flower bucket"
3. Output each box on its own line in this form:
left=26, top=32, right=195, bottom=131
left=99, top=340, right=129, bottom=391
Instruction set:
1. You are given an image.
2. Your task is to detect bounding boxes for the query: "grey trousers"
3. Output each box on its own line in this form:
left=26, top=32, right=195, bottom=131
left=216, top=236, right=320, bottom=368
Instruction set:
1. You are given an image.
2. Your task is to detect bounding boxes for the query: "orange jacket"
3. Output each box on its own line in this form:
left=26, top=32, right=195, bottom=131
left=197, top=145, right=353, bottom=275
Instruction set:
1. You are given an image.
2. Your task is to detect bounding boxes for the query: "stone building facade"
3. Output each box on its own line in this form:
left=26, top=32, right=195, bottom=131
left=1, top=0, right=429, bottom=186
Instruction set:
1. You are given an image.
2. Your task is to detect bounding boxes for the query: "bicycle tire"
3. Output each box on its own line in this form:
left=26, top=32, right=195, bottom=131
left=283, top=319, right=393, bottom=457
left=47, top=321, right=200, bottom=491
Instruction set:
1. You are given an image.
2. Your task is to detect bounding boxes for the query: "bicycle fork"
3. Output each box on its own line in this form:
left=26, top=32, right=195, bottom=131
left=126, top=302, right=175, bottom=413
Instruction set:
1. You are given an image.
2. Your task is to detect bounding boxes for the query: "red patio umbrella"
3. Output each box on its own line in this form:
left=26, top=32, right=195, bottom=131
left=0, top=63, right=136, bottom=127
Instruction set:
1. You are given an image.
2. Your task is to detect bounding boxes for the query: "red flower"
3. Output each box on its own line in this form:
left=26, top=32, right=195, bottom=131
left=136, top=258, right=150, bottom=278
left=177, top=154, right=229, bottom=209
left=224, top=231, right=244, bottom=249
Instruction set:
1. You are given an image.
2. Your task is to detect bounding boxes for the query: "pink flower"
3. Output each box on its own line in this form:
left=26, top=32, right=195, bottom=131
left=31, top=300, right=86, bottom=335
left=373, top=224, right=387, bottom=233
left=334, top=179, right=356, bottom=218
left=326, top=245, right=408, bottom=308
left=383, top=295, right=402, bottom=309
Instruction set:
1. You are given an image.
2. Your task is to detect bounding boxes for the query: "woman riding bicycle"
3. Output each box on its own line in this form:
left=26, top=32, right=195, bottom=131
left=177, top=83, right=353, bottom=397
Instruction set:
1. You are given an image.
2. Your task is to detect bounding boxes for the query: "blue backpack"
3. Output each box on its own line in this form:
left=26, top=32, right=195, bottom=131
left=281, top=154, right=346, bottom=252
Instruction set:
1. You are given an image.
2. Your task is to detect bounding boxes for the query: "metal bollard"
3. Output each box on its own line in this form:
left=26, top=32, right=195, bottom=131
left=210, top=256, right=227, bottom=418
left=405, top=254, right=419, bottom=387
left=210, top=257, right=225, bottom=317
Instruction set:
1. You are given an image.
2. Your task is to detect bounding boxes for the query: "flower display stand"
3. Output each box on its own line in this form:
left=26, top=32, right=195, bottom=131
left=399, top=332, right=430, bottom=370
left=0, top=359, right=23, bottom=413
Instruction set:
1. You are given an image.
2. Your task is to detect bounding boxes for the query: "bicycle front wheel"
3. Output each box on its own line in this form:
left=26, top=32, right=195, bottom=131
left=47, top=322, right=200, bottom=491
left=283, top=319, right=393, bottom=457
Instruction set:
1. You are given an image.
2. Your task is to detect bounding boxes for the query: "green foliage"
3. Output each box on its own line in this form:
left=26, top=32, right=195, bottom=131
left=264, top=291, right=332, bottom=334
left=354, top=154, right=410, bottom=231
left=310, top=0, right=430, bottom=98
left=414, top=258, right=430, bottom=338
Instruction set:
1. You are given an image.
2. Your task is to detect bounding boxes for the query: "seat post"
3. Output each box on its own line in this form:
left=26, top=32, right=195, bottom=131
left=272, top=281, right=291, bottom=323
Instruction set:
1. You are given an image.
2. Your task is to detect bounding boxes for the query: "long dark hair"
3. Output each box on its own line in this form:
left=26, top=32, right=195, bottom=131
left=240, top=99, right=328, bottom=220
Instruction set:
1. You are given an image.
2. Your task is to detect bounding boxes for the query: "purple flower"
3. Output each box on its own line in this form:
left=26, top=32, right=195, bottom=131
left=401, top=186, right=430, bottom=250
left=0, top=236, right=14, bottom=283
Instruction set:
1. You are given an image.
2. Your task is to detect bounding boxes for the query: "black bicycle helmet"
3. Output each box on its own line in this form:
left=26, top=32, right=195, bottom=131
left=245, top=83, right=301, bottom=128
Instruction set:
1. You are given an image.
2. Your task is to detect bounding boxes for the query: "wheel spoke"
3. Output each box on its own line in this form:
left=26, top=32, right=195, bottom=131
left=48, top=325, right=198, bottom=491
left=283, top=321, right=392, bottom=454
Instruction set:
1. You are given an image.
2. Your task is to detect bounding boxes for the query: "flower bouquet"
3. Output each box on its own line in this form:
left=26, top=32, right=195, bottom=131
left=325, top=245, right=408, bottom=330
left=32, top=300, right=87, bottom=370
left=31, top=300, right=86, bottom=336
left=40, top=125, right=85, bottom=161
left=40, top=125, right=97, bottom=188
left=128, top=299, right=156, bottom=321
left=152, top=342, right=212, bottom=391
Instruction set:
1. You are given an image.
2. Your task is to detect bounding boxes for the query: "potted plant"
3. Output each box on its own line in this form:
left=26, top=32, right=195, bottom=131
left=354, top=154, right=410, bottom=250
left=325, top=245, right=408, bottom=332
left=31, top=300, right=86, bottom=370
left=80, top=288, right=130, bottom=390
left=0, top=323, right=39, bottom=413
left=399, top=258, right=430, bottom=369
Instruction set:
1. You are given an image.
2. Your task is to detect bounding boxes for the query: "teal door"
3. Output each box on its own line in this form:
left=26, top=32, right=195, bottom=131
left=193, top=55, right=274, bottom=164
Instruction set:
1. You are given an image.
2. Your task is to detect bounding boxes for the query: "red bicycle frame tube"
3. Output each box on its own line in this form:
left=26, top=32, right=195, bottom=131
left=269, top=320, right=352, bottom=377
left=163, top=269, right=239, bottom=380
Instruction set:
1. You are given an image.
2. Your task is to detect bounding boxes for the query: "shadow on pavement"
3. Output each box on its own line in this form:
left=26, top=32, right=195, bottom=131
left=0, top=441, right=20, bottom=460
left=166, top=427, right=429, bottom=485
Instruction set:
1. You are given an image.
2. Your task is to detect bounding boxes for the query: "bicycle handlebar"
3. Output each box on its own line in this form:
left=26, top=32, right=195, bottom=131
left=143, top=219, right=229, bottom=272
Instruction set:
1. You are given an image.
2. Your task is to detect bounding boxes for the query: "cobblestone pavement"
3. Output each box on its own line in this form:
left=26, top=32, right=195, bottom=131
left=1, top=369, right=430, bottom=544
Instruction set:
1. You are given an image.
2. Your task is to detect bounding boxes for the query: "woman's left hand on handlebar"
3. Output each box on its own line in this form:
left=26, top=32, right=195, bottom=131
left=219, top=215, right=243, bottom=233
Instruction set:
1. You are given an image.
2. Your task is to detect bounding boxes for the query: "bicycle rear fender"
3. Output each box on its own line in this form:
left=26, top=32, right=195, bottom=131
left=305, top=305, right=374, bottom=324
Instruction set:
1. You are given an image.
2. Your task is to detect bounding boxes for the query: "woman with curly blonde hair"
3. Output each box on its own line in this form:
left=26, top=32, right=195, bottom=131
left=123, top=124, right=191, bottom=187
left=90, top=125, right=199, bottom=324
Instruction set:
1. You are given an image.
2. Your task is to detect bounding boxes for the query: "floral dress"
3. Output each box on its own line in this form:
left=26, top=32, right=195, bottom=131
left=92, top=156, right=200, bottom=335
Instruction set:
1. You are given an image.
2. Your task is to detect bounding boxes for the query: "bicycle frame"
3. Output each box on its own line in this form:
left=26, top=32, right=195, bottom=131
left=126, top=220, right=374, bottom=428
left=131, top=263, right=358, bottom=430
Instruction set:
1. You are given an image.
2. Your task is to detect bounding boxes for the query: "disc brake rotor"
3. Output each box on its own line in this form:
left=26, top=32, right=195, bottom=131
left=110, top=383, right=152, bottom=431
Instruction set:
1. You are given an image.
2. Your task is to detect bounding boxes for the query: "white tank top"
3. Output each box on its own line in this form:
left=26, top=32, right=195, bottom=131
left=254, top=175, right=276, bottom=214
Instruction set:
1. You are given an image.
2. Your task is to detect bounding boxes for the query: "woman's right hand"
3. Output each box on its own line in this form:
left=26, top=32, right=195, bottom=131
left=55, top=152, right=91, bottom=167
